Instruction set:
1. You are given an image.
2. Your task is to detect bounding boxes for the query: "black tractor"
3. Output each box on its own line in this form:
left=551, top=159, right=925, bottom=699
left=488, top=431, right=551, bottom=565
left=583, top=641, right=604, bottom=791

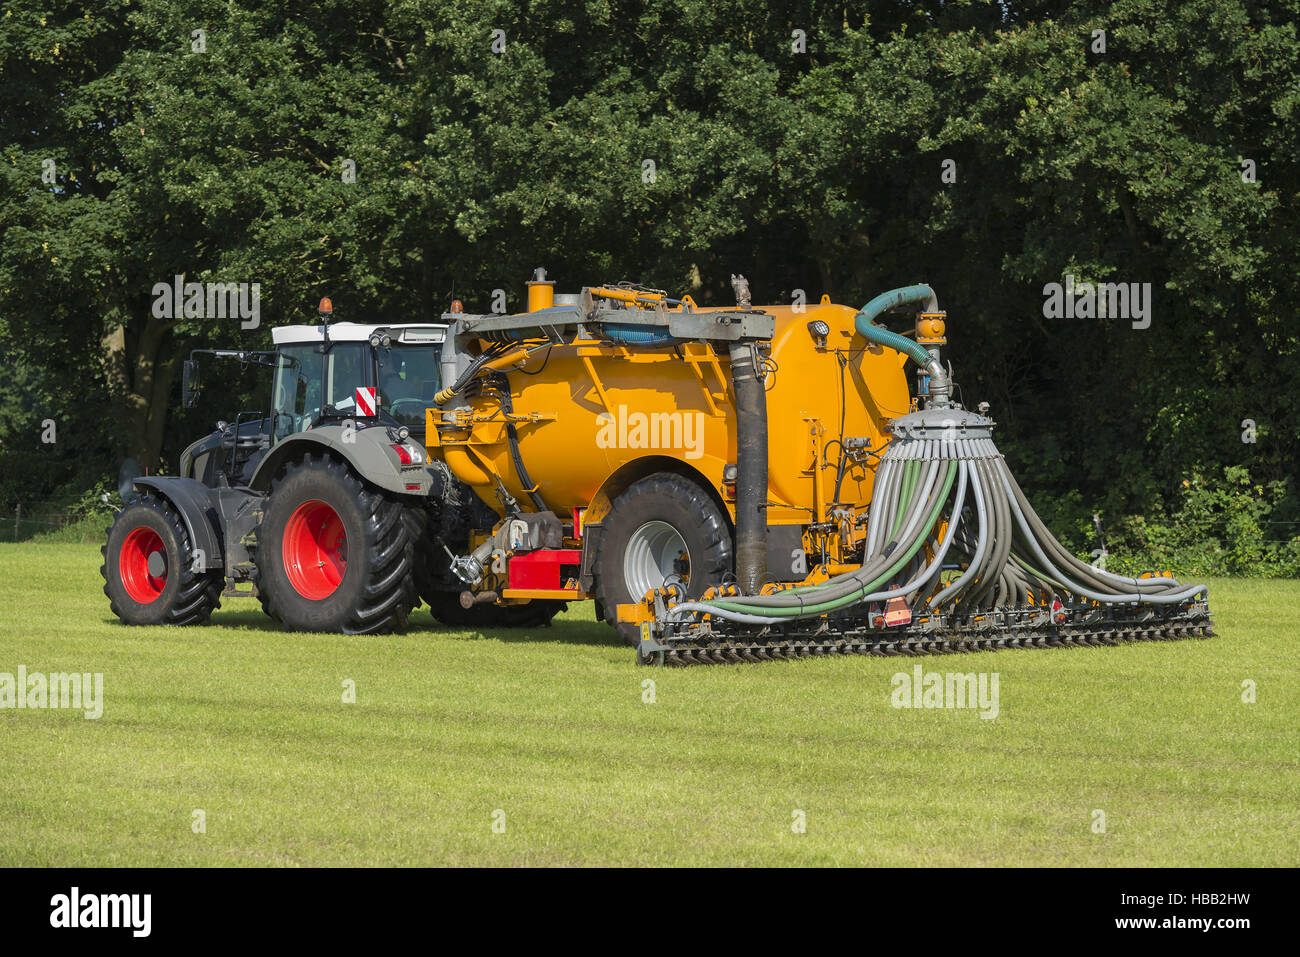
left=101, top=301, right=563, bottom=633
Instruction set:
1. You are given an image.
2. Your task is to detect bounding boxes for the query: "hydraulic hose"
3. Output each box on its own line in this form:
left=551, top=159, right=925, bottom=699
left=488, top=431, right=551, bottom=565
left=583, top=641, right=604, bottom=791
left=891, top=460, right=920, bottom=538
left=487, top=371, right=548, bottom=513
left=869, top=459, right=969, bottom=604
left=1001, top=465, right=1185, bottom=595
left=932, top=452, right=991, bottom=608
left=994, top=460, right=1207, bottom=604
left=865, top=458, right=901, bottom=556
left=962, top=457, right=1010, bottom=614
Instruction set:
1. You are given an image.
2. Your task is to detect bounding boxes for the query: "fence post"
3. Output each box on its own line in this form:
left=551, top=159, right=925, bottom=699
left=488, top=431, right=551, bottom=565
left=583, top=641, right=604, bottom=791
left=13, top=503, right=19, bottom=542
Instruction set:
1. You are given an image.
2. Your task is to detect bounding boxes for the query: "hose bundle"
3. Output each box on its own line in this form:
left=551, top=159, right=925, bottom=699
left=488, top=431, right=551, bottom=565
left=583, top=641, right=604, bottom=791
left=668, top=408, right=1206, bottom=626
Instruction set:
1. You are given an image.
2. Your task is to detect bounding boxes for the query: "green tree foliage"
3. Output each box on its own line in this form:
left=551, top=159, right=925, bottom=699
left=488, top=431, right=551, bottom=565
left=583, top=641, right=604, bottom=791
left=0, top=0, right=1296, bottom=567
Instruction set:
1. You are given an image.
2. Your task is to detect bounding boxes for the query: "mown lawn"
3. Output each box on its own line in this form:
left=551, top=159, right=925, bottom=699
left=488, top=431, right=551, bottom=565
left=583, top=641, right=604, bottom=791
left=0, top=543, right=1295, bottom=866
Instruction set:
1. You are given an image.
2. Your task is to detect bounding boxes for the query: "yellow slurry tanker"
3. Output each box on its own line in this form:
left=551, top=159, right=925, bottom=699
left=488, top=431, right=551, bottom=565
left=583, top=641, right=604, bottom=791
left=430, top=272, right=1212, bottom=664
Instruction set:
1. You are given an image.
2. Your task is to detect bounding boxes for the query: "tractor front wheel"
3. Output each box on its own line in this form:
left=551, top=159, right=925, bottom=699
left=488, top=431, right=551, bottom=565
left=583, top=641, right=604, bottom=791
left=255, top=455, right=414, bottom=634
left=101, top=491, right=223, bottom=625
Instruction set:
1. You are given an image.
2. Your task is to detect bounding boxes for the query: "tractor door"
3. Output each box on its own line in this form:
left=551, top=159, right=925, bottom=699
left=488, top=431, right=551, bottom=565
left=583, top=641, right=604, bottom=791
left=271, top=342, right=375, bottom=442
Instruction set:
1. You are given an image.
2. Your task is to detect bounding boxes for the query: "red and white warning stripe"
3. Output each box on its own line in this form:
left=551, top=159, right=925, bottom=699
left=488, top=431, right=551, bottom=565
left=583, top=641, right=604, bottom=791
left=355, top=386, right=377, bottom=417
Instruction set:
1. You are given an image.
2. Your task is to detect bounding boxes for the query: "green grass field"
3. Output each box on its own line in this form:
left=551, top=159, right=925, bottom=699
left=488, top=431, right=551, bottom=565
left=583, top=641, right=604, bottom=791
left=0, top=543, right=1295, bottom=866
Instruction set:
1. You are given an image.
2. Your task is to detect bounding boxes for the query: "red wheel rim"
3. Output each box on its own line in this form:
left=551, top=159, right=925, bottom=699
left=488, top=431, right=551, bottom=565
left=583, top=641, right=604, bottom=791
left=283, top=500, right=347, bottom=600
left=120, top=526, right=168, bottom=604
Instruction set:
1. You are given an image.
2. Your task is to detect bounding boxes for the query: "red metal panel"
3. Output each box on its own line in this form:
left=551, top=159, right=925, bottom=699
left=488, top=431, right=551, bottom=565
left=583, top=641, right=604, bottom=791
left=507, top=549, right=583, bottom=590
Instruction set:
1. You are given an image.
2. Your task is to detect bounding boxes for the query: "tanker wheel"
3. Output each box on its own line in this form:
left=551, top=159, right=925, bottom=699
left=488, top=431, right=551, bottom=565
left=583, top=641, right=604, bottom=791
left=593, top=473, right=733, bottom=647
left=255, top=454, right=414, bottom=634
left=101, top=491, right=223, bottom=626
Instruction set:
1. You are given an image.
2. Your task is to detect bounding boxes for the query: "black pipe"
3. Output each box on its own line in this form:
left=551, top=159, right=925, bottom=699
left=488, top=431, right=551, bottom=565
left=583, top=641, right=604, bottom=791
left=728, top=342, right=768, bottom=593
left=488, top=371, right=548, bottom=513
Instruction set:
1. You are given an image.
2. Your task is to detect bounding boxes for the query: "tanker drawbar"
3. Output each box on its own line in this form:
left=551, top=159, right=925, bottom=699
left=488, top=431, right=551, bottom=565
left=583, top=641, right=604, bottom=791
left=428, top=273, right=1213, bottom=665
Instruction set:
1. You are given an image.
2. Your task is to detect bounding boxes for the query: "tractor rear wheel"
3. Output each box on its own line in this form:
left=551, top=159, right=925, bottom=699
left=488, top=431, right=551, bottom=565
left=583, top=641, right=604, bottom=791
left=101, top=491, right=223, bottom=625
left=593, top=473, right=733, bottom=646
left=255, top=455, right=413, bottom=634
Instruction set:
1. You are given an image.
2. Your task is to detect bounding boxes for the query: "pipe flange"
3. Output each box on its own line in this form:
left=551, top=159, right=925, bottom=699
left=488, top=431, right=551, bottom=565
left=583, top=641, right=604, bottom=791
left=887, top=406, right=996, bottom=442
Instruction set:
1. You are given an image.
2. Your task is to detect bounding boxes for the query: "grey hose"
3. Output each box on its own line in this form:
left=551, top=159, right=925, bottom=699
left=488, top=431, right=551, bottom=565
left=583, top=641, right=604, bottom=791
left=663, top=418, right=1205, bottom=630
left=995, top=460, right=1207, bottom=604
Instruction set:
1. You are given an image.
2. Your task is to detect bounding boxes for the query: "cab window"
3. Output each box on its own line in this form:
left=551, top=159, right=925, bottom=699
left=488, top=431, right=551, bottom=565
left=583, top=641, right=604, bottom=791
left=378, top=344, right=442, bottom=431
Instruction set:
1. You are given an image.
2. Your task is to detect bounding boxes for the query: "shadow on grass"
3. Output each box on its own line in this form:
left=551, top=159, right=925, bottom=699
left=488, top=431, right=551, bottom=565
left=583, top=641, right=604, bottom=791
left=170, top=606, right=625, bottom=651
left=423, top=617, right=618, bottom=649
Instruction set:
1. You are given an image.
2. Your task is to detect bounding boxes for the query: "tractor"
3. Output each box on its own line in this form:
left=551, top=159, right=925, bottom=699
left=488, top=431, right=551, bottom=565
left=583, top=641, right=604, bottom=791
left=100, top=299, right=563, bottom=634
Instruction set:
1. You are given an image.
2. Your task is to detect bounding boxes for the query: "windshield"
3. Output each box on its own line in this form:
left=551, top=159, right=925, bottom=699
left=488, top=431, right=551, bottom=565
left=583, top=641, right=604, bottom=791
left=377, top=344, right=442, bottom=430
left=272, top=343, right=370, bottom=440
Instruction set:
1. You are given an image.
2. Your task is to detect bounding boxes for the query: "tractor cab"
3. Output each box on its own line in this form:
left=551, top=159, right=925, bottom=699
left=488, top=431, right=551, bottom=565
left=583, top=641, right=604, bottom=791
left=268, top=322, right=447, bottom=442
left=178, top=308, right=447, bottom=490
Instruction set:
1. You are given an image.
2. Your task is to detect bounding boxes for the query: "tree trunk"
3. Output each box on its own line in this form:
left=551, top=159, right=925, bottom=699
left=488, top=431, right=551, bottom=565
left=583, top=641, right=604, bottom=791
left=817, top=257, right=833, bottom=301
left=102, top=317, right=179, bottom=472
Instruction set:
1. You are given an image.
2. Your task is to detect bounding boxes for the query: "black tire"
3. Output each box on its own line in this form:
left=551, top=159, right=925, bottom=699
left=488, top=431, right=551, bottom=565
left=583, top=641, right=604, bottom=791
left=254, top=454, right=413, bottom=634
left=101, top=491, right=223, bottom=625
left=402, top=504, right=436, bottom=611
left=424, top=591, right=566, bottom=629
left=593, top=473, right=733, bottom=646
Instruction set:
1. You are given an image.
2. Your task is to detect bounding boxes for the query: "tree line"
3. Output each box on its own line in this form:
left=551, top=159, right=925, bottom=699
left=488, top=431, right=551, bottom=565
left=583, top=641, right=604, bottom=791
left=1, top=0, right=1296, bottom=570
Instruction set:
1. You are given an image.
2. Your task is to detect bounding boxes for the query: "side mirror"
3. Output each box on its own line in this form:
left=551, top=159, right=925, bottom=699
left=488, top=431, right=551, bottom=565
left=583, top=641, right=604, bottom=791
left=182, top=359, right=200, bottom=408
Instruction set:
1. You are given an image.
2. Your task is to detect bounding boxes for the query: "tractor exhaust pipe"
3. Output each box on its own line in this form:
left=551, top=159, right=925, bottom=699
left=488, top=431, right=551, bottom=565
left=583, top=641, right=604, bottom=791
left=729, top=341, right=768, bottom=593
